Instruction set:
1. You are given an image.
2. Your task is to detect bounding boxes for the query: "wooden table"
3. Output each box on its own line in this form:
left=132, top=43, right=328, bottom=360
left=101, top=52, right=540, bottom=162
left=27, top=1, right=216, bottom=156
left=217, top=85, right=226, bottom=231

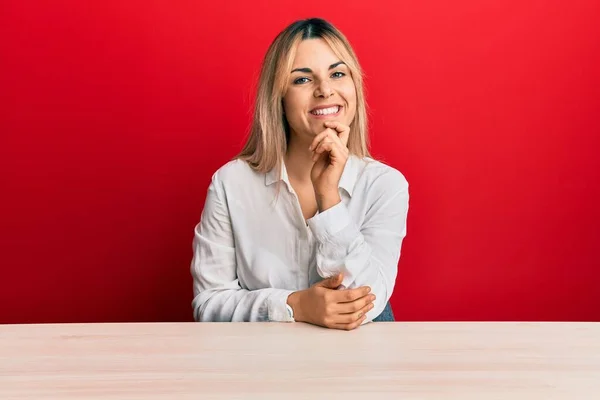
left=1, top=322, right=599, bottom=399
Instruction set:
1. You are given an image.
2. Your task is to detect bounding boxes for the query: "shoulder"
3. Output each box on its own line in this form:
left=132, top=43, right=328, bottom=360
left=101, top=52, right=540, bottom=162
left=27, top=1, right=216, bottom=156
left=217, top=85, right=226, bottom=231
left=356, top=156, right=409, bottom=194
left=209, top=158, right=263, bottom=194
left=212, top=158, right=255, bottom=182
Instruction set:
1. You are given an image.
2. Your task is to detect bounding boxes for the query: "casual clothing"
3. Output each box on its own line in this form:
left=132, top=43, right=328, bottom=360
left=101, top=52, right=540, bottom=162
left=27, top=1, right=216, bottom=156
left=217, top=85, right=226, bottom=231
left=190, top=155, right=409, bottom=324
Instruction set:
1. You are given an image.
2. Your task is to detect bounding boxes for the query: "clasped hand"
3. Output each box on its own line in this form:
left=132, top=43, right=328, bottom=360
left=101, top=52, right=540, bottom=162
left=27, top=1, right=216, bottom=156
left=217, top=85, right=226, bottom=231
left=287, top=274, right=375, bottom=331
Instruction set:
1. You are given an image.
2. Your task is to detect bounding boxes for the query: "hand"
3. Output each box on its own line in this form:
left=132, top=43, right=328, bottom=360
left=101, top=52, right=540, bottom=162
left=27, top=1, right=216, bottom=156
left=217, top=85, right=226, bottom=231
left=309, top=121, right=350, bottom=210
left=287, top=273, right=375, bottom=331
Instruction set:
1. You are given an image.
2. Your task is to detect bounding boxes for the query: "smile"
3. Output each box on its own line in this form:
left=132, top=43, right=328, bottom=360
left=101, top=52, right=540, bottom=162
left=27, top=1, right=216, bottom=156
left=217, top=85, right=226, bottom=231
left=309, top=105, right=342, bottom=117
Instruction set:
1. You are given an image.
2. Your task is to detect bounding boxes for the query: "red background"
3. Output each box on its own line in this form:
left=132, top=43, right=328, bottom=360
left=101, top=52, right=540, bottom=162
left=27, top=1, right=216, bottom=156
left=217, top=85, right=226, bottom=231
left=1, top=1, right=599, bottom=324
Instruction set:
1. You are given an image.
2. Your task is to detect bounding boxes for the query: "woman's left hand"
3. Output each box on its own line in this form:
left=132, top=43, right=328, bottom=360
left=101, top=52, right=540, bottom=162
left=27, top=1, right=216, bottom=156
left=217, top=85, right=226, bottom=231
left=309, top=121, right=350, bottom=211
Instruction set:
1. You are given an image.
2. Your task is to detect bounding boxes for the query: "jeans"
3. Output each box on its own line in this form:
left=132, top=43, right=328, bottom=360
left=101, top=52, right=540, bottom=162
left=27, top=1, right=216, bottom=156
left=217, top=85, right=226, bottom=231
left=372, top=301, right=395, bottom=322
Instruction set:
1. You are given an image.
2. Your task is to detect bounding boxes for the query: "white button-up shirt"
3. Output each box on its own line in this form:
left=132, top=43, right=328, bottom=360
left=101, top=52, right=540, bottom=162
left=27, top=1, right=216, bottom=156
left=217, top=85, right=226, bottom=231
left=190, top=155, right=409, bottom=323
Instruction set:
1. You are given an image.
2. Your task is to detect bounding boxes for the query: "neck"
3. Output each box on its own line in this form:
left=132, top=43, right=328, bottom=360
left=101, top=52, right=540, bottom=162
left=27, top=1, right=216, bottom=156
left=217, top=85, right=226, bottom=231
left=284, top=131, right=314, bottom=183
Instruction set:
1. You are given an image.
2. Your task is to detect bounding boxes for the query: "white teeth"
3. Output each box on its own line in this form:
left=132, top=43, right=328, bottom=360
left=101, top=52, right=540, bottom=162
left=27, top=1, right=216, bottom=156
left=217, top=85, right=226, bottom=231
left=311, top=106, right=340, bottom=115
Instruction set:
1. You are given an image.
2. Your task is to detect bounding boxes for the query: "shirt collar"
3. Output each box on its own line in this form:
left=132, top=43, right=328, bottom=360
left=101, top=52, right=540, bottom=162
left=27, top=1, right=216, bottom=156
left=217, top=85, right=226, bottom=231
left=265, top=155, right=360, bottom=197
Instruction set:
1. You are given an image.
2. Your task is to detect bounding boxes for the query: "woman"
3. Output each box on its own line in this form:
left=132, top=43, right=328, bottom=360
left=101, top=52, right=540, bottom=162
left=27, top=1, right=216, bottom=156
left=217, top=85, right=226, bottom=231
left=190, top=18, right=409, bottom=331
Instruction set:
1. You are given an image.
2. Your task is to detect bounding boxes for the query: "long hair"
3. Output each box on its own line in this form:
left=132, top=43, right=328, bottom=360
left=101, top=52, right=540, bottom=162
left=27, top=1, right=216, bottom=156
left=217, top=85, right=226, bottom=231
left=236, top=18, right=371, bottom=176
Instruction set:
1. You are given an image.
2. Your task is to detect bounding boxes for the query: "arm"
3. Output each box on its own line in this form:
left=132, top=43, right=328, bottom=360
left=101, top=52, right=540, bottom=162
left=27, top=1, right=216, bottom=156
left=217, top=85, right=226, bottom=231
left=307, top=169, right=409, bottom=323
left=190, top=174, right=294, bottom=322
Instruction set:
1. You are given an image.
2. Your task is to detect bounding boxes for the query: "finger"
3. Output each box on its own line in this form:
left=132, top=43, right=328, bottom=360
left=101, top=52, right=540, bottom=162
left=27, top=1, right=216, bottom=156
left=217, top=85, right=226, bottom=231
left=312, top=140, right=340, bottom=162
left=308, top=128, right=334, bottom=151
left=336, top=293, right=376, bottom=314
left=332, top=139, right=349, bottom=159
left=332, top=286, right=371, bottom=303
left=323, top=120, right=350, bottom=137
left=336, top=300, right=375, bottom=324
left=323, top=121, right=350, bottom=147
left=312, top=137, right=347, bottom=162
left=315, top=273, right=344, bottom=288
left=312, top=140, right=335, bottom=161
left=309, top=128, right=341, bottom=152
left=334, top=314, right=367, bottom=331
left=313, top=132, right=348, bottom=163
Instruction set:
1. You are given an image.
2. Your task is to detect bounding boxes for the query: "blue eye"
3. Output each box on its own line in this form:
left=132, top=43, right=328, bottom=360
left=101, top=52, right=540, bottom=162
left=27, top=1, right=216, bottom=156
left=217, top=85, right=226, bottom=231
left=293, top=72, right=345, bottom=85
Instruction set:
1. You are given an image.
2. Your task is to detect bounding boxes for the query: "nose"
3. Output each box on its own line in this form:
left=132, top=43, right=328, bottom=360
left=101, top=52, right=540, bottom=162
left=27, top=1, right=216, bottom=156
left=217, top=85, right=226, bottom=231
left=314, top=81, right=334, bottom=98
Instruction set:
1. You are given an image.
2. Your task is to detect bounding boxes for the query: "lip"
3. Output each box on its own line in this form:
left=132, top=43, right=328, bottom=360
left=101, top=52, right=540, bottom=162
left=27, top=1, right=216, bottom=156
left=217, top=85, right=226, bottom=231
left=309, top=104, right=343, bottom=118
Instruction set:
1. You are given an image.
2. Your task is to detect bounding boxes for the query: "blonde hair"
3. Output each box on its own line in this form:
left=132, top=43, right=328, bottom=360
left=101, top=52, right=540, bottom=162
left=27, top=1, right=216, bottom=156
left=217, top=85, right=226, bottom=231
left=236, top=18, right=371, bottom=175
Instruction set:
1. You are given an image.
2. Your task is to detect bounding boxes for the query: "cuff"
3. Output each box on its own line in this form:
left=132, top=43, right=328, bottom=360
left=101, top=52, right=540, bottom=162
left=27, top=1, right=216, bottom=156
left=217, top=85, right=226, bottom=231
left=267, top=290, right=295, bottom=322
left=307, top=201, right=352, bottom=244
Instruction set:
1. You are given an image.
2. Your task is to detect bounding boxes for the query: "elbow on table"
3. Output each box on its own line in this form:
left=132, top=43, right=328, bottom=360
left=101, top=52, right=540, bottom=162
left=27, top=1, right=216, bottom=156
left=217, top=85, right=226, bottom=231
left=192, top=296, right=212, bottom=322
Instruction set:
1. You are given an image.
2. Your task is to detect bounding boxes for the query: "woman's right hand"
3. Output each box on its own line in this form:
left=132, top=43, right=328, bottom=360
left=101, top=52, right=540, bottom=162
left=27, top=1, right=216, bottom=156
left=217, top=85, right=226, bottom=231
left=287, top=274, right=375, bottom=331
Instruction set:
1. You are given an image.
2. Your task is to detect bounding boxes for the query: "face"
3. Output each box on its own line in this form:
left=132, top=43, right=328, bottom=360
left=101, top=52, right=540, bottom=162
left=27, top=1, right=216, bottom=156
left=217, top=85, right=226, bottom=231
left=282, top=38, right=357, bottom=141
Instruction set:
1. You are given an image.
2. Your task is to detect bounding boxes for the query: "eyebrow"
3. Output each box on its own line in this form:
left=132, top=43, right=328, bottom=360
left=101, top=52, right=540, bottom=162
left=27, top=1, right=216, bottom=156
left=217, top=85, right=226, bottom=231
left=291, top=61, right=346, bottom=74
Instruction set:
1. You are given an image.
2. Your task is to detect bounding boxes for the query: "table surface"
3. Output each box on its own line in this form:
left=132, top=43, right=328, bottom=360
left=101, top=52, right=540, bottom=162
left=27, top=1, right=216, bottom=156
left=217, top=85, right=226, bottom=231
left=1, top=322, right=599, bottom=399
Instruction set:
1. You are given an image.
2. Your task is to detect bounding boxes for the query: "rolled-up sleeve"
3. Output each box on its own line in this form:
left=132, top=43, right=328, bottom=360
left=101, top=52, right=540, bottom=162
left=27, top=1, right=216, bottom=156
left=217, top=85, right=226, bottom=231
left=307, top=169, right=409, bottom=323
left=190, top=173, right=294, bottom=322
